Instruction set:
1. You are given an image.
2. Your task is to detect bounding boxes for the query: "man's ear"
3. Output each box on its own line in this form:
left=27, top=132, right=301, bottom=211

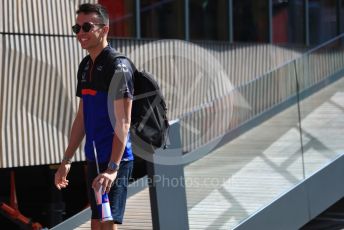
left=102, top=25, right=110, bottom=35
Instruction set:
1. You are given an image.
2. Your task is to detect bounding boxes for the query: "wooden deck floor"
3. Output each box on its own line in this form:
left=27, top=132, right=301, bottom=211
left=76, top=77, right=344, bottom=230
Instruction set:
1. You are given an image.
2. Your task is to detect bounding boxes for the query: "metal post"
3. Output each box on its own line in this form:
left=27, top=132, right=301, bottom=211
left=229, top=0, right=233, bottom=43
left=269, top=0, right=273, bottom=43
left=135, top=0, right=141, bottom=39
left=185, top=0, right=190, bottom=41
left=305, top=0, right=310, bottom=46
left=337, top=0, right=342, bottom=35
left=146, top=122, right=189, bottom=230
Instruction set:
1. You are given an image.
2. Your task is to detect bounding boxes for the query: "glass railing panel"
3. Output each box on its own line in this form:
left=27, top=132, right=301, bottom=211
left=298, top=37, right=344, bottom=177
left=183, top=61, right=304, bottom=229
left=183, top=35, right=344, bottom=229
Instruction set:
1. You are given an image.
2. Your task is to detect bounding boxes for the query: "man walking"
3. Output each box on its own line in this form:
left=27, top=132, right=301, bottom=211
left=54, top=3, right=134, bottom=230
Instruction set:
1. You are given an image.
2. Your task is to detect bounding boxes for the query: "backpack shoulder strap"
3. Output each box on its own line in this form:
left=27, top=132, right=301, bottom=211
left=103, top=52, right=123, bottom=66
left=109, top=52, right=139, bottom=77
left=104, top=51, right=137, bottom=70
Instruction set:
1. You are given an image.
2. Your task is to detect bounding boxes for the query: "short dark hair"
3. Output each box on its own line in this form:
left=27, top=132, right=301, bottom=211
left=76, top=3, right=109, bottom=25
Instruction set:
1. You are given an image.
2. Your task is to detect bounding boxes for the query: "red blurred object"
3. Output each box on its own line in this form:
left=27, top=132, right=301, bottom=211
left=0, top=170, right=44, bottom=229
left=10, top=171, right=18, bottom=210
left=99, top=0, right=129, bottom=37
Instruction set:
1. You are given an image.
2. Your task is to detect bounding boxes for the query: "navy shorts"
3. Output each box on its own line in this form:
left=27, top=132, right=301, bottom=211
left=86, top=160, right=133, bottom=224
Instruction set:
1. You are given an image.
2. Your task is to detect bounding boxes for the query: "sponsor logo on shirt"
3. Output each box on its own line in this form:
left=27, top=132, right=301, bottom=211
left=81, top=72, right=87, bottom=82
left=116, top=63, right=129, bottom=73
left=97, top=65, right=103, bottom=71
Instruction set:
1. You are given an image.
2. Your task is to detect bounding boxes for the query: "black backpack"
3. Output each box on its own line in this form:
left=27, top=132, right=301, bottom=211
left=110, top=53, right=170, bottom=153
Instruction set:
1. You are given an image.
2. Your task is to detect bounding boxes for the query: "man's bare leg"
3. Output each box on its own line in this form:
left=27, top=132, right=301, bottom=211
left=91, top=219, right=101, bottom=230
left=91, top=219, right=117, bottom=230
left=101, top=221, right=117, bottom=230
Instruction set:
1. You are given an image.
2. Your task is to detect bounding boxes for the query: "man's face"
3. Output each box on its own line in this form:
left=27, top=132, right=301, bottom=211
left=74, top=12, right=106, bottom=51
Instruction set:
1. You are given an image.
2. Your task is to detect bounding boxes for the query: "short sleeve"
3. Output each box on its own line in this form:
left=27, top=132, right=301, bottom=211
left=109, top=58, right=134, bottom=100
left=76, top=80, right=82, bottom=97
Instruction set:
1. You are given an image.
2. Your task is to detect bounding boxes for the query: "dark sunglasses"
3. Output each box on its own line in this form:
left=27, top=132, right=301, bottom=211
left=72, top=22, right=105, bottom=34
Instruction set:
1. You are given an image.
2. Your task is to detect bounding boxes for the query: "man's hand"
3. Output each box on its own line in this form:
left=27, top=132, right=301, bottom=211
left=92, top=170, right=118, bottom=194
left=54, top=163, right=71, bottom=190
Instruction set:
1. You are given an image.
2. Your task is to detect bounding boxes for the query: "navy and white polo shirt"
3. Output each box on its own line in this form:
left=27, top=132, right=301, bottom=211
left=76, top=45, right=134, bottom=163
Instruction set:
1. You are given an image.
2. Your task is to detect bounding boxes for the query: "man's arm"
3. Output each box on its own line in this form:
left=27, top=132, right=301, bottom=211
left=92, top=98, right=132, bottom=193
left=55, top=100, right=85, bottom=190
left=63, top=100, right=85, bottom=159
left=110, top=98, right=132, bottom=164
